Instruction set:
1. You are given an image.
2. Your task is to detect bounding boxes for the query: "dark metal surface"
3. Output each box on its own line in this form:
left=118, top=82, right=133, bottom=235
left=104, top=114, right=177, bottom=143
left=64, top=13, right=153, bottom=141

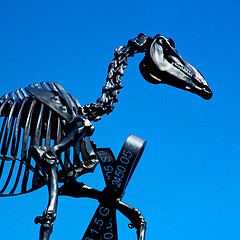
left=0, top=34, right=212, bottom=240
left=81, top=134, right=147, bottom=240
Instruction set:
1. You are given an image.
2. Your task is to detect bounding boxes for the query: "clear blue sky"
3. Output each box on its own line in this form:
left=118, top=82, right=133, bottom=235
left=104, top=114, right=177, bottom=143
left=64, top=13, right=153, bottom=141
left=0, top=0, right=239, bottom=239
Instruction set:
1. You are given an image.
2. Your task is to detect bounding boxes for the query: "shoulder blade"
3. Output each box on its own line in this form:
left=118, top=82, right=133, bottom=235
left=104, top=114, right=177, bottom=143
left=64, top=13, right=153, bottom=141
left=25, top=87, right=76, bottom=122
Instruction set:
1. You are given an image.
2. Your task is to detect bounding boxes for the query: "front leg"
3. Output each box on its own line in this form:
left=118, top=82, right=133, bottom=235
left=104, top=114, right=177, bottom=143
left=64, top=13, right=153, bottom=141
left=30, top=147, right=59, bottom=240
left=49, top=116, right=98, bottom=175
left=50, top=115, right=95, bottom=155
left=30, top=115, right=95, bottom=239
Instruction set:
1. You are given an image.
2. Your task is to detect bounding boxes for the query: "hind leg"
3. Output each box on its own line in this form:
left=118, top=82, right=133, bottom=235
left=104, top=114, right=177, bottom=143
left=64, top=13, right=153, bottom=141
left=117, top=200, right=146, bottom=240
left=31, top=147, right=59, bottom=240
left=59, top=182, right=146, bottom=240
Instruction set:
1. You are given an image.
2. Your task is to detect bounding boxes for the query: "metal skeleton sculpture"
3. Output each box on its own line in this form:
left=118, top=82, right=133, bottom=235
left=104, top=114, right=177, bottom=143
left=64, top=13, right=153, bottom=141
left=0, top=34, right=212, bottom=240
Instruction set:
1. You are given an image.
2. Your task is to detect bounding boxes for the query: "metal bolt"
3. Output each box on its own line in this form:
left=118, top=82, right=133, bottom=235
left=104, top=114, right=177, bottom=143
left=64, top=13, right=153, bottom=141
left=54, top=95, right=60, bottom=101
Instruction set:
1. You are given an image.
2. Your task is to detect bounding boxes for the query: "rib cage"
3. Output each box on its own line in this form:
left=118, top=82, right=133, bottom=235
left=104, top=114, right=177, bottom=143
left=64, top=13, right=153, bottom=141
left=0, top=82, right=83, bottom=196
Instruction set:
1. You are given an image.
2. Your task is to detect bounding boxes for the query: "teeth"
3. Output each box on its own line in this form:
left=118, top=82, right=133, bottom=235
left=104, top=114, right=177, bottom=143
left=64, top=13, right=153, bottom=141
left=172, top=62, right=193, bottom=78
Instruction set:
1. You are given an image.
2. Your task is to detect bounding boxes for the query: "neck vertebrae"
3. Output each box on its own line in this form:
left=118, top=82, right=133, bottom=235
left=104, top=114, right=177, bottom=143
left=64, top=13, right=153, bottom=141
left=82, top=33, right=149, bottom=122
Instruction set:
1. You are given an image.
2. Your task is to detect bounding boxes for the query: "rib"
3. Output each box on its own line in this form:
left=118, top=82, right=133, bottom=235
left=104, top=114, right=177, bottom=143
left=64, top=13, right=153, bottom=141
left=46, top=82, right=58, bottom=91
left=11, top=98, right=28, bottom=157
left=21, top=137, right=34, bottom=192
left=20, top=99, right=36, bottom=192
left=55, top=116, right=66, bottom=171
left=21, top=99, right=36, bottom=159
left=32, top=103, right=44, bottom=186
left=45, top=109, right=52, bottom=149
left=40, top=82, right=50, bottom=90
left=0, top=159, right=16, bottom=194
left=0, top=117, right=7, bottom=151
left=1, top=97, right=19, bottom=155
left=9, top=161, right=24, bottom=194
left=0, top=117, right=8, bottom=180
left=33, top=103, right=44, bottom=146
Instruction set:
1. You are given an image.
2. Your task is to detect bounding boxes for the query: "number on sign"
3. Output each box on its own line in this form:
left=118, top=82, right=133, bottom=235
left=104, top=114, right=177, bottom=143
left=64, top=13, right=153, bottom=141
left=103, top=232, right=114, bottom=239
left=94, top=218, right=103, bottom=227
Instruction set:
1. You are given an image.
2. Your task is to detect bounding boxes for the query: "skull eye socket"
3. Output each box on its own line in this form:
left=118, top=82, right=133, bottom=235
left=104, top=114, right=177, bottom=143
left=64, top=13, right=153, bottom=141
left=158, top=37, right=165, bottom=45
left=158, top=37, right=176, bottom=49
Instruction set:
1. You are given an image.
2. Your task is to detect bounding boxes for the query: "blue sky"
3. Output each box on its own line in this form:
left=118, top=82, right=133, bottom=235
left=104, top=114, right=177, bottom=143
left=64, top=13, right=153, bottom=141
left=0, top=0, right=240, bottom=239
